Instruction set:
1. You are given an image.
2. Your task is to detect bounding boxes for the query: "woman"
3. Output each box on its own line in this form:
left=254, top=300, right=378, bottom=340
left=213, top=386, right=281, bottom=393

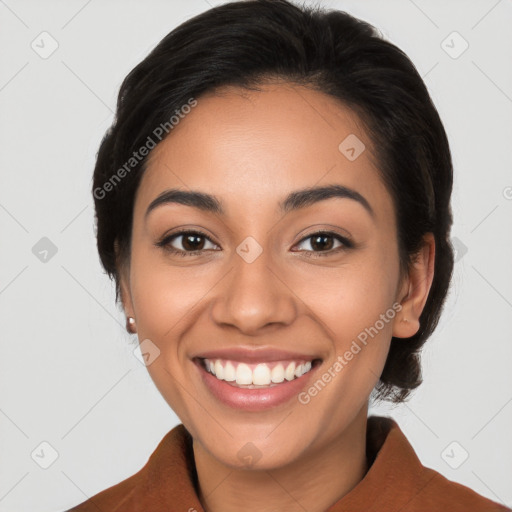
left=68, top=0, right=509, bottom=510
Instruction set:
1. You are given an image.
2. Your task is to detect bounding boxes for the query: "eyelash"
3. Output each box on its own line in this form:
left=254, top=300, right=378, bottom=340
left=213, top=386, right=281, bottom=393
left=155, top=229, right=354, bottom=258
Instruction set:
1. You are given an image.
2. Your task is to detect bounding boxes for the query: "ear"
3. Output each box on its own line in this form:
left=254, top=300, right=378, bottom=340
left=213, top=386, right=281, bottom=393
left=393, top=232, right=435, bottom=339
left=115, top=239, right=135, bottom=319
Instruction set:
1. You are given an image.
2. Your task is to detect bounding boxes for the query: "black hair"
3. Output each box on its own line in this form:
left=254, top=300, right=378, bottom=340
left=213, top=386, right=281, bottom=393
left=92, top=0, right=454, bottom=403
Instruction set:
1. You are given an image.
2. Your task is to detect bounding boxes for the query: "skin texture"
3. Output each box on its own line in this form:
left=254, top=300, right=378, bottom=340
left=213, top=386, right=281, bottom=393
left=118, top=82, right=435, bottom=512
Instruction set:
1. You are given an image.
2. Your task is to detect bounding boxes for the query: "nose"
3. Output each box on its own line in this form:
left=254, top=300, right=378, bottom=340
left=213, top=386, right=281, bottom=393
left=210, top=244, right=298, bottom=335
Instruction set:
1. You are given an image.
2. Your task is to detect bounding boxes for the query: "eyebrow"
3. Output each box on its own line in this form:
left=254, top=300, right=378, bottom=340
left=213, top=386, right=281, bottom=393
left=145, top=184, right=374, bottom=220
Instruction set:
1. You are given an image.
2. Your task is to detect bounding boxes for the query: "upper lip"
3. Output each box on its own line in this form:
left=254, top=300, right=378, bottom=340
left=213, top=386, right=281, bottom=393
left=192, top=346, right=322, bottom=364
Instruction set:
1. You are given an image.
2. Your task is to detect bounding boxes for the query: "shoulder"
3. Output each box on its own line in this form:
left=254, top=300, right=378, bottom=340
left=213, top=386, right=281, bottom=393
left=404, top=463, right=510, bottom=511
left=64, top=462, right=147, bottom=511
left=64, top=423, right=193, bottom=511
left=354, top=416, right=510, bottom=511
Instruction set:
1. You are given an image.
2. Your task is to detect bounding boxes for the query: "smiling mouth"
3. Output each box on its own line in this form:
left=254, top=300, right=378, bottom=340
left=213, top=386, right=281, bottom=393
left=195, top=357, right=323, bottom=388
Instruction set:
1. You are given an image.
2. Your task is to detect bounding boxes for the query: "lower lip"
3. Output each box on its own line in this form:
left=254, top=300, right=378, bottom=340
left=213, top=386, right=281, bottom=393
left=193, top=358, right=321, bottom=411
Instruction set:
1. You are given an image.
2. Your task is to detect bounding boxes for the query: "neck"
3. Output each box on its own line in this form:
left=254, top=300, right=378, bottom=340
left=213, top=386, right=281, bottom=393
left=193, top=406, right=369, bottom=512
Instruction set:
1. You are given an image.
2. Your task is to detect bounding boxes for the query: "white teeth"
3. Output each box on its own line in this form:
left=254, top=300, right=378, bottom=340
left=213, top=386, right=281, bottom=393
left=271, top=364, right=285, bottom=383
left=214, top=360, right=224, bottom=380
left=236, top=363, right=253, bottom=385
left=223, top=361, right=236, bottom=381
left=204, top=358, right=315, bottom=386
left=285, top=362, right=295, bottom=381
left=253, top=363, right=272, bottom=385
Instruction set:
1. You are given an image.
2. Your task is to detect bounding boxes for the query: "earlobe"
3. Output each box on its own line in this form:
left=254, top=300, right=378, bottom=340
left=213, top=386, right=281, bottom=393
left=115, top=239, right=136, bottom=332
left=126, top=316, right=137, bottom=334
left=393, top=233, right=435, bottom=339
left=120, top=274, right=137, bottom=334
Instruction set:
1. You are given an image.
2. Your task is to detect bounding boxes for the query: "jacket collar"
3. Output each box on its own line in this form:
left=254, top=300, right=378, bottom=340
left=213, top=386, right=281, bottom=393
left=137, top=415, right=430, bottom=511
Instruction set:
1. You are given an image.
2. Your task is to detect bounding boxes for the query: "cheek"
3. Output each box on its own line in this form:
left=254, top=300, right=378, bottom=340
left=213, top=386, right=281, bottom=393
left=300, top=244, right=399, bottom=371
left=320, top=280, right=395, bottom=375
left=302, top=267, right=398, bottom=420
left=129, top=246, right=213, bottom=340
left=301, top=248, right=399, bottom=331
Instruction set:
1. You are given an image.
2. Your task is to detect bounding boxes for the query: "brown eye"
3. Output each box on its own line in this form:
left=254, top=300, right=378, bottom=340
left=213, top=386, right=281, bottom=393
left=293, top=231, right=352, bottom=257
left=179, top=233, right=206, bottom=251
left=156, top=230, right=219, bottom=256
left=309, top=233, right=335, bottom=251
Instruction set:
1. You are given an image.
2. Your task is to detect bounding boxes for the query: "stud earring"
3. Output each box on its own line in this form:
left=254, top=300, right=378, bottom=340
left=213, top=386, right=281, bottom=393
left=126, top=316, right=137, bottom=333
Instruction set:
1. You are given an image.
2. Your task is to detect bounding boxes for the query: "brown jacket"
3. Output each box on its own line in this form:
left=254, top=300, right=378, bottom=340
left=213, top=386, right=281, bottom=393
left=66, top=416, right=510, bottom=511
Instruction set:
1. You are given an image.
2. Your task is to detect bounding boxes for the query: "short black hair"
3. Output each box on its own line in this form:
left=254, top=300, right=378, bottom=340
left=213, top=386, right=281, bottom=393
left=92, top=0, right=454, bottom=403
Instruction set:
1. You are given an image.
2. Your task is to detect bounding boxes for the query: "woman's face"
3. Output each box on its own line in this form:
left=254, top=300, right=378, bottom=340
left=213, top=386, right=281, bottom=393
left=119, top=82, right=427, bottom=469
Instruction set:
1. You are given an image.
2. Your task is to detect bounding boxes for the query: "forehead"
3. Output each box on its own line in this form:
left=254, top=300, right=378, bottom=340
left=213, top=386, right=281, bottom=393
left=136, top=82, right=393, bottom=223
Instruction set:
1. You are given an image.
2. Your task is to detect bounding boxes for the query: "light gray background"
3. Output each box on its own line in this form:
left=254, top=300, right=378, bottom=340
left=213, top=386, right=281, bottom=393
left=1, top=0, right=511, bottom=511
